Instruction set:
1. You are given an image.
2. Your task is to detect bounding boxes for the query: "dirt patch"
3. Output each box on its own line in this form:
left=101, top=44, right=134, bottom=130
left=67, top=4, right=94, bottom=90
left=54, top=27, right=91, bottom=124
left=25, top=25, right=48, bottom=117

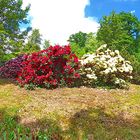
left=16, top=85, right=140, bottom=129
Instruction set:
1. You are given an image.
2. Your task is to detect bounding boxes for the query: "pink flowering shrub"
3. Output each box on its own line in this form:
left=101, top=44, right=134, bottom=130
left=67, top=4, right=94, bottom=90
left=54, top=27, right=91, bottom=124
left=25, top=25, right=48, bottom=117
left=17, top=45, right=80, bottom=89
left=0, top=55, right=25, bottom=79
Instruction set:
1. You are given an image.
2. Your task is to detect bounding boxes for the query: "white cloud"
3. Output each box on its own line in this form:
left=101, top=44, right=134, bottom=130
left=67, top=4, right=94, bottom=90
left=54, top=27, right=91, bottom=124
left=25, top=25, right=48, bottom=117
left=22, top=0, right=99, bottom=45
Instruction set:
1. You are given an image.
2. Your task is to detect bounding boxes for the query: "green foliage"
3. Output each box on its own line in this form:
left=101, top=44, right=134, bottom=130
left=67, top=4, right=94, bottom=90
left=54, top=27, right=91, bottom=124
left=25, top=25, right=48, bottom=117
left=24, top=83, right=36, bottom=90
left=85, top=32, right=99, bottom=53
left=23, top=29, right=42, bottom=53
left=68, top=31, right=87, bottom=48
left=28, top=29, right=42, bottom=45
left=121, top=49, right=140, bottom=84
left=0, top=0, right=31, bottom=61
left=97, top=11, right=140, bottom=84
left=43, top=39, right=50, bottom=49
left=70, top=43, right=86, bottom=58
left=0, top=116, right=60, bottom=139
left=68, top=32, right=99, bottom=58
left=68, top=31, right=87, bottom=58
left=130, top=57, right=140, bottom=84
left=97, top=11, right=140, bottom=53
left=0, top=117, right=31, bottom=139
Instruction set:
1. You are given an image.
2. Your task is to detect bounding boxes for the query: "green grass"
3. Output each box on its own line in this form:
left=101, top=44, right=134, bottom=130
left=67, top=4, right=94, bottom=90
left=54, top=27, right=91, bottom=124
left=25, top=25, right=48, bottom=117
left=1, top=78, right=140, bottom=139
left=0, top=117, right=60, bottom=139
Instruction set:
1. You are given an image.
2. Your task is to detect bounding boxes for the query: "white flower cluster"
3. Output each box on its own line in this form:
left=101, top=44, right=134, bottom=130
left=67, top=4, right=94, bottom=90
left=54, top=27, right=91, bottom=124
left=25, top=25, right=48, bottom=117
left=80, top=44, right=133, bottom=88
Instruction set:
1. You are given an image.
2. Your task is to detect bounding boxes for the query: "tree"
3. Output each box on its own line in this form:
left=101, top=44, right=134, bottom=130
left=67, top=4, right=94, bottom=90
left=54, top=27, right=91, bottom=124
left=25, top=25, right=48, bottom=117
left=68, top=31, right=99, bottom=58
left=68, top=31, right=87, bottom=48
left=85, top=32, right=99, bottom=53
left=135, top=23, right=140, bottom=50
left=67, top=31, right=87, bottom=58
left=97, top=11, right=140, bottom=53
left=24, top=29, right=42, bottom=53
left=0, top=0, right=31, bottom=61
left=43, top=39, right=50, bottom=49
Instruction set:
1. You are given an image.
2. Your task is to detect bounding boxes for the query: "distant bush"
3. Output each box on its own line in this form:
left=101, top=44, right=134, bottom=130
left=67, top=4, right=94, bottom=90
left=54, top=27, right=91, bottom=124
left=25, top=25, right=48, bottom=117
left=132, top=55, right=140, bottom=84
left=71, top=44, right=86, bottom=58
left=17, top=45, right=80, bottom=89
left=0, top=55, right=24, bottom=79
left=80, top=44, right=133, bottom=88
left=121, top=50, right=140, bottom=84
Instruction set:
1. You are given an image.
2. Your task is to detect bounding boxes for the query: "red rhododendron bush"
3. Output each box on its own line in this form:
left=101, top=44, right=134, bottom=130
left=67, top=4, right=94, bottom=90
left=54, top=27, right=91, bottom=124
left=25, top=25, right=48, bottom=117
left=0, top=55, right=25, bottom=79
left=16, top=45, right=80, bottom=89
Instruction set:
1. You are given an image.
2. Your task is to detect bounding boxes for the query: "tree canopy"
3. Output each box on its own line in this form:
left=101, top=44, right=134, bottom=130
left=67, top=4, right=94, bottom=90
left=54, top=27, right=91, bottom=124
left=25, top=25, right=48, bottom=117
left=43, top=39, right=50, bottom=49
left=0, top=0, right=31, bottom=61
left=23, top=29, right=42, bottom=53
left=68, top=31, right=87, bottom=48
left=97, top=11, right=140, bottom=53
left=68, top=31, right=99, bottom=58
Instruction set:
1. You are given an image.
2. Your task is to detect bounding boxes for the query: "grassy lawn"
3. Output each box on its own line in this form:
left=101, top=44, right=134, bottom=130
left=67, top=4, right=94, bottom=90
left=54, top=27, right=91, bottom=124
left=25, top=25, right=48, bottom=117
left=0, top=78, right=140, bottom=139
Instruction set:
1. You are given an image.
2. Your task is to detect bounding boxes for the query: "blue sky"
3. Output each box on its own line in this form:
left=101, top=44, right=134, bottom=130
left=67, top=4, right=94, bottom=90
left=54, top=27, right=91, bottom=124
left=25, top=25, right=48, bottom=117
left=85, top=0, right=140, bottom=21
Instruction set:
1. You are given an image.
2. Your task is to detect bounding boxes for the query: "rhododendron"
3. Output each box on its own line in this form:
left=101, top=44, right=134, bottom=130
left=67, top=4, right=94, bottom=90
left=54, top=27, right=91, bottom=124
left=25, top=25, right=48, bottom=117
left=80, top=44, right=133, bottom=88
left=17, top=45, right=80, bottom=89
left=0, top=55, right=25, bottom=79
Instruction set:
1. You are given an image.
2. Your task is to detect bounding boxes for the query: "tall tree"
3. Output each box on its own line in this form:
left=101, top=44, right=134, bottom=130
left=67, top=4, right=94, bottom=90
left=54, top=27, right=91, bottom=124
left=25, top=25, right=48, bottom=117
left=68, top=31, right=99, bottom=57
left=24, top=29, right=42, bottom=53
left=97, top=11, right=140, bottom=53
left=0, top=0, right=31, bottom=61
left=67, top=31, right=87, bottom=58
left=85, top=32, right=99, bottom=53
left=43, top=39, right=50, bottom=49
left=68, top=31, right=87, bottom=48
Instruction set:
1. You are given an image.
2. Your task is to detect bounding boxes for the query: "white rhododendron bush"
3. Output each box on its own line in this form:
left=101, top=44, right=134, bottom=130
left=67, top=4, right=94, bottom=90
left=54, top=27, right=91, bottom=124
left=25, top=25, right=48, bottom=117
left=80, top=44, right=133, bottom=88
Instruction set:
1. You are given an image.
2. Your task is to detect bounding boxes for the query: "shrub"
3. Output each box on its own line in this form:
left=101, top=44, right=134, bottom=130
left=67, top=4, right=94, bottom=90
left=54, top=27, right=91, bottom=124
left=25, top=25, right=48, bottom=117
left=0, top=55, right=25, bottom=79
left=129, top=55, right=140, bottom=84
left=80, top=44, right=133, bottom=88
left=71, top=44, right=86, bottom=58
left=131, top=58, right=140, bottom=84
left=17, top=45, right=80, bottom=89
left=120, top=49, right=140, bottom=84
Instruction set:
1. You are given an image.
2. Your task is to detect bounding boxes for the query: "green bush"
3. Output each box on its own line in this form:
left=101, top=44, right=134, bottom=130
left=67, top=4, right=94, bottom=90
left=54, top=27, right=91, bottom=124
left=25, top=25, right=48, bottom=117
left=120, top=50, right=140, bottom=84
left=71, top=43, right=86, bottom=58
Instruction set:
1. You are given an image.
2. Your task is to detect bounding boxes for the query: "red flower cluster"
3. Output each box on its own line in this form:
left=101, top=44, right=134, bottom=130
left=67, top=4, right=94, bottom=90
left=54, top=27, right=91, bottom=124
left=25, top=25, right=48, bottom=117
left=17, top=45, right=80, bottom=88
left=0, top=55, right=24, bottom=79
